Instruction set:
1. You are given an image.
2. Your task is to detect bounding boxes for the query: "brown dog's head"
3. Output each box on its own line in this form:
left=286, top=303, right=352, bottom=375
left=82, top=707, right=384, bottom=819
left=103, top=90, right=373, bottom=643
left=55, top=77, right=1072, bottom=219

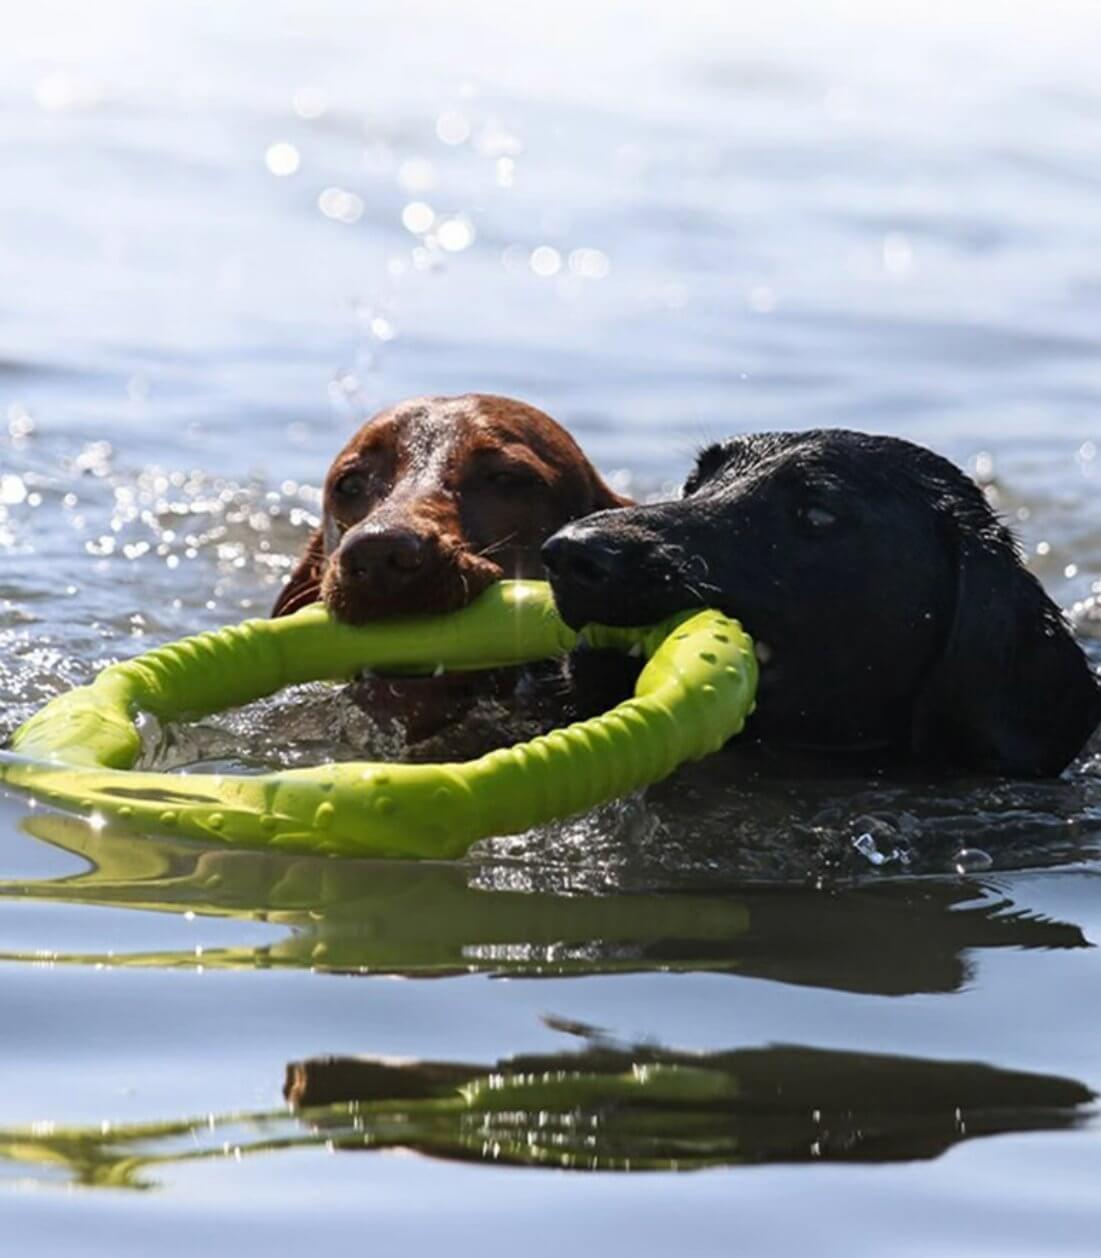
left=273, top=393, right=629, bottom=623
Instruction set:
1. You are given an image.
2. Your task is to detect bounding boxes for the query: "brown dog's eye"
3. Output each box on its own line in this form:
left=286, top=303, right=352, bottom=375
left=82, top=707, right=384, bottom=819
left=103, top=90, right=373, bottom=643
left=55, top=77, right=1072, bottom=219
left=487, top=467, right=538, bottom=490
left=334, top=472, right=368, bottom=499
left=798, top=503, right=839, bottom=531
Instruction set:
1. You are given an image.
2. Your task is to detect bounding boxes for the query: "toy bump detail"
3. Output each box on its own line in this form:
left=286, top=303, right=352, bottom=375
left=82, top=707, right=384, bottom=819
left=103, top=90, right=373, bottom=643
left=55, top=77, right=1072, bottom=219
left=0, top=582, right=757, bottom=860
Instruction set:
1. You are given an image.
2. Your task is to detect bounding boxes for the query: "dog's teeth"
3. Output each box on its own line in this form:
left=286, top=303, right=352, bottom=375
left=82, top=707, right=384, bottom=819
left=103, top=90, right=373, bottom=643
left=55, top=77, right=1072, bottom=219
left=432, top=662, right=445, bottom=678
left=628, top=643, right=643, bottom=658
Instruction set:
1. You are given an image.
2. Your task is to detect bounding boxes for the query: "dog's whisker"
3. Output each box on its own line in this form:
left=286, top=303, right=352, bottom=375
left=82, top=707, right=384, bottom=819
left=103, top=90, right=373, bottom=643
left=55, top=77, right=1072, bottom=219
left=472, top=532, right=519, bottom=560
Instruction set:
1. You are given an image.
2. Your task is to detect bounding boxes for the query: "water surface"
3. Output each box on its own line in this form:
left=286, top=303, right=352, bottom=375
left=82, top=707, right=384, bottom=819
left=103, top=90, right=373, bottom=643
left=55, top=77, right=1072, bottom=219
left=2, top=2, right=1101, bottom=1253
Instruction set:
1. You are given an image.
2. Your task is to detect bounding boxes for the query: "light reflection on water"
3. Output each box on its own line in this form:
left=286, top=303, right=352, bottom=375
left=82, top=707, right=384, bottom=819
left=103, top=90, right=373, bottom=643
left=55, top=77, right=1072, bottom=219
left=3, top=0, right=1101, bottom=1252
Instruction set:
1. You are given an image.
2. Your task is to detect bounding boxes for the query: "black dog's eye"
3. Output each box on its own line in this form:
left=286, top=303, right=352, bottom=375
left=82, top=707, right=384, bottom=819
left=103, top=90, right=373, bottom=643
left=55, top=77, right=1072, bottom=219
left=334, top=472, right=368, bottom=499
left=797, top=503, right=840, bottom=532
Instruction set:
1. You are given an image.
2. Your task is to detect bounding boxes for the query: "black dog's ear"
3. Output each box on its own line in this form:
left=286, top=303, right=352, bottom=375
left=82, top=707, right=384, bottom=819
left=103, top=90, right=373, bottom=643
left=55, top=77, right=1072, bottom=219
left=912, top=524, right=1101, bottom=776
left=682, top=442, right=732, bottom=497
left=271, top=527, right=326, bottom=618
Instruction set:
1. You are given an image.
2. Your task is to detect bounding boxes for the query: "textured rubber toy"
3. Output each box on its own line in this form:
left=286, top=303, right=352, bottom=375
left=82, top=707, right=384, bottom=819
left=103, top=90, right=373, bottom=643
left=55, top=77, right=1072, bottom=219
left=0, top=582, right=756, bottom=859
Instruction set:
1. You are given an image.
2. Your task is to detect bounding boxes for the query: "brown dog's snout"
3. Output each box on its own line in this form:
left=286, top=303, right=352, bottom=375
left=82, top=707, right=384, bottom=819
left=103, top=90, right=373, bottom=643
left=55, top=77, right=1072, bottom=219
left=326, top=516, right=471, bottom=620
left=339, top=525, right=428, bottom=584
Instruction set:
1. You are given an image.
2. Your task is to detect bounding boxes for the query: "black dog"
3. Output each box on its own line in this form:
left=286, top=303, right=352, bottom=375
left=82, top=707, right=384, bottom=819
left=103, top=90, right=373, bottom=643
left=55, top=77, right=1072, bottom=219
left=543, top=430, right=1101, bottom=777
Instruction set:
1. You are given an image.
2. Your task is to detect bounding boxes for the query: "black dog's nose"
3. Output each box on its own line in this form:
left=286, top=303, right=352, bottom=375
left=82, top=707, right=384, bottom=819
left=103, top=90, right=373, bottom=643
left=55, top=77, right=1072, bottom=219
left=340, top=526, right=427, bottom=582
left=541, top=529, right=620, bottom=587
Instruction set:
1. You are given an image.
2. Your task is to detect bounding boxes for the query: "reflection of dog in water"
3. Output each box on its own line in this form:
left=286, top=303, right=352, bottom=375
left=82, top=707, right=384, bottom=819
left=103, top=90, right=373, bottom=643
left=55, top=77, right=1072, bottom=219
left=282, top=1021, right=1095, bottom=1171
left=1, top=1022, right=1092, bottom=1188
left=2, top=1021, right=1092, bottom=1187
left=7, top=812, right=1094, bottom=992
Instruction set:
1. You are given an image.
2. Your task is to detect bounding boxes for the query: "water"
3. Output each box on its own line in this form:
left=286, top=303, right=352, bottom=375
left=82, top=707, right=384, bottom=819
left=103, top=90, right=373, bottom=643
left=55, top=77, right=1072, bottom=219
left=2, top=1, right=1101, bottom=1252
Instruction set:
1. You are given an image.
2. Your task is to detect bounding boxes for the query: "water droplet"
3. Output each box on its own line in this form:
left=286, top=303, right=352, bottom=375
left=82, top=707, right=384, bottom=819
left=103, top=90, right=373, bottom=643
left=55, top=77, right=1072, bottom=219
left=853, top=832, right=890, bottom=866
left=292, top=86, right=328, bottom=120
left=530, top=245, right=561, bottom=277
left=397, top=157, right=434, bottom=192
left=264, top=142, right=301, bottom=176
left=852, top=818, right=913, bottom=869
left=953, top=847, right=993, bottom=874
left=567, top=247, right=610, bottom=279
left=401, top=201, right=435, bottom=234
left=437, top=217, right=475, bottom=252
left=0, top=475, right=27, bottom=506
left=435, top=109, right=470, bottom=145
left=318, top=187, right=363, bottom=224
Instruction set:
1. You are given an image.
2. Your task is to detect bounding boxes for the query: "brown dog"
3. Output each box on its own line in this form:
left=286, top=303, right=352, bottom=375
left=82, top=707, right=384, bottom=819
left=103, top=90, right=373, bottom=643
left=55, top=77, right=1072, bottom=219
left=273, top=393, right=628, bottom=620
left=272, top=393, right=630, bottom=739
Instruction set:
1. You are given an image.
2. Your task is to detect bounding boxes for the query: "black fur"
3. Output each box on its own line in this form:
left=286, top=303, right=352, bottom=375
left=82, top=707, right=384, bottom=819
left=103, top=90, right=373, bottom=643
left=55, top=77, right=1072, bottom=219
left=543, top=430, right=1101, bottom=776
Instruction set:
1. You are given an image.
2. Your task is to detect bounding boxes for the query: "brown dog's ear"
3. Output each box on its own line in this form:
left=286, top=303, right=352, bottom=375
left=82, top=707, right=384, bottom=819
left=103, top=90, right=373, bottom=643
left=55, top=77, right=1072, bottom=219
left=584, top=467, right=633, bottom=513
left=548, top=461, right=632, bottom=535
left=591, top=479, right=633, bottom=512
left=272, top=527, right=326, bottom=618
left=911, top=525, right=1101, bottom=776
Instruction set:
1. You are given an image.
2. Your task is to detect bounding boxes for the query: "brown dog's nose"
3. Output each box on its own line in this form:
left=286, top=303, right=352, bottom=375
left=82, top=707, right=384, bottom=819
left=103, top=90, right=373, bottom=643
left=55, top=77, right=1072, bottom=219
left=339, top=526, right=427, bottom=582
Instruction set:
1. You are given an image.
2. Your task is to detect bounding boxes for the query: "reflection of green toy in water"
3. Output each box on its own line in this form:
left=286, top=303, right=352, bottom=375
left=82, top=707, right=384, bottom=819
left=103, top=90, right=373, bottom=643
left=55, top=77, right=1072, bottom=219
left=0, top=581, right=756, bottom=859
left=2, top=812, right=1088, bottom=986
left=1, top=812, right=752, bottom=977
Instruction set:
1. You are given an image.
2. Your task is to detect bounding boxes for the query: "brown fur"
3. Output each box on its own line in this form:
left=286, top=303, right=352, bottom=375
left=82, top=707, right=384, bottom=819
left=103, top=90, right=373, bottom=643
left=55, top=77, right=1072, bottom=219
left=273, top=393, right=629, bottom=624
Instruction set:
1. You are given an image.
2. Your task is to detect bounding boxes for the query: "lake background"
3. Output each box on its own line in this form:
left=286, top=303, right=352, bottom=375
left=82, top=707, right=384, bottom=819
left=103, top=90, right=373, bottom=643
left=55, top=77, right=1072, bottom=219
left=2, top=1, right=1101, bottom=1253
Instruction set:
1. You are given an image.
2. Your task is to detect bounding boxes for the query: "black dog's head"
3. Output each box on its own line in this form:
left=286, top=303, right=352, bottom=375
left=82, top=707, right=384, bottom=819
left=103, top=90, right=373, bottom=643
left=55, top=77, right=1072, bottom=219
left=543, top=430, right=1101, bottom=776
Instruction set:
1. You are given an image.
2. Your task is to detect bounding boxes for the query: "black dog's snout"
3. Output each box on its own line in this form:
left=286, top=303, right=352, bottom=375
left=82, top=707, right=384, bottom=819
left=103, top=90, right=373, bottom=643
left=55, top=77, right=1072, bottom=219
left=542, top=529, right=620, bottom=587
left=339, top=526, right=427, bottom=583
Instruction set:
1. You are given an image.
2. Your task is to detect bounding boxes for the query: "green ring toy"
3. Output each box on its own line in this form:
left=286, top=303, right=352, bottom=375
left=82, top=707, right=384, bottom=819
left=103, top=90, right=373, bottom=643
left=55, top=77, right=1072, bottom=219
left=0, top=581, right=756, bottom=859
